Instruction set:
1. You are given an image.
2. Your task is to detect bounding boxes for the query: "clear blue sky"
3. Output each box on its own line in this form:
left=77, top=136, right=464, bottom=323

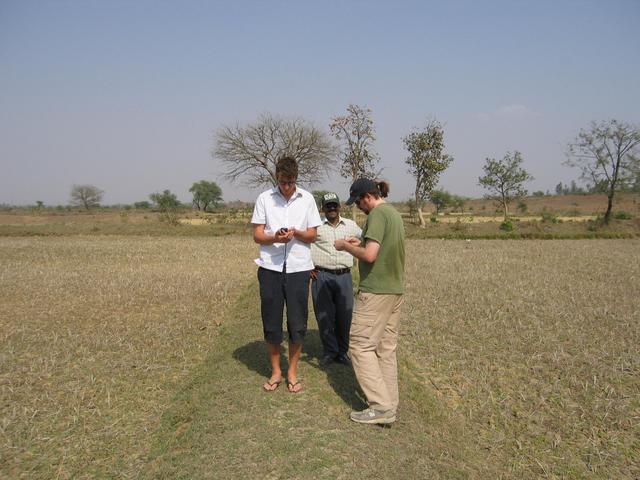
left=1, top=0, right=639, bottom=205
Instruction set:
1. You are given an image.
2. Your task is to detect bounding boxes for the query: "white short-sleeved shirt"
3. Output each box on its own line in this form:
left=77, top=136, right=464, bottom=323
left=251, top=186, right=322, bottom=273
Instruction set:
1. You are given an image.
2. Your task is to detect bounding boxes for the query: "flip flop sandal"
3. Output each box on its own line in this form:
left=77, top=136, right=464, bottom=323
left=262, top=378, right=282, bottom=392
left=286, top=379, right=302, bottom=393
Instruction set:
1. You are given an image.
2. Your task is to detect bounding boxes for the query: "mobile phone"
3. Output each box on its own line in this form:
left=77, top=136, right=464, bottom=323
left=279, top=227, right=288, bottom=234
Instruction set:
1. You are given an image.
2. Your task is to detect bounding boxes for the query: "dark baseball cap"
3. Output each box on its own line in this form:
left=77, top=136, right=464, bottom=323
left=346, top=178, right=377, bottom=205
left=321, top=192, right=340, bottom=207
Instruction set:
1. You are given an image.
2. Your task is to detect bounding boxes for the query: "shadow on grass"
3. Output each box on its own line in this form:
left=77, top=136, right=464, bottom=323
left=232, top=340, right=285, bottom=378
left=232, top=329, right=365, bottom=410
left=301, top=330, right=366, bottom=410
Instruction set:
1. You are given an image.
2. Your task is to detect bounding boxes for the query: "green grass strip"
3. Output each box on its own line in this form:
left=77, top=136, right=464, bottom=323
left=142, top=282, right=491, bottom=479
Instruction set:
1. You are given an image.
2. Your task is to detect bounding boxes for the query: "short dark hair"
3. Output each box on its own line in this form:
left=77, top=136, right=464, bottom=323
left=275, top=156, right=298, bottom=179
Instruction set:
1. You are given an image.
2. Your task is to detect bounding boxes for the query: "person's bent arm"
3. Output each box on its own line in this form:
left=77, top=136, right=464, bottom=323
left=253, top=224, right=292, bottom=245
left=335, top=237, right=380, bottom=263
left=292, top=226, right=317, bottom=244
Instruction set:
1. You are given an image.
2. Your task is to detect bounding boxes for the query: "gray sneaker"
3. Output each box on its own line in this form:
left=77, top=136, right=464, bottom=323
left=349, top=408, right=396, bottom=425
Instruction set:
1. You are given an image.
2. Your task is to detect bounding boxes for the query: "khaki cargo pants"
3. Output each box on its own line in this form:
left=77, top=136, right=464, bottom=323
left=349, top=291, right=404, bottom=412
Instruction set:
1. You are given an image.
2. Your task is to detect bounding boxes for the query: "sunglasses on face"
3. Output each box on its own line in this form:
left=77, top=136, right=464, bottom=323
left=278, top=180, right=296, bottom=187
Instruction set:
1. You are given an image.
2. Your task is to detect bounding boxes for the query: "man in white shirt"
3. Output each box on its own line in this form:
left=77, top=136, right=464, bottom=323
left=311, top=192, right=362, bottom=367
left=251, top=156, right=322, bottom=393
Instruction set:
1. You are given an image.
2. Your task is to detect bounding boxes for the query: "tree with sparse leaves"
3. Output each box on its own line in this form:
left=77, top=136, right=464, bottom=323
left=565, top=119, right=640, bottom=224
left=450, top=195, right=468, bottom=213
left=70, top=184, right=104, bottom=210
left=330, top=104, right=381, bottom=220
left=478, top=151, right=533, bottom=220
left=150, top=189, right=181, bottom=225
left=214, top=112, right=336, bottom=188
left=189, top=180, right=223, bottom=212
left=403, top=119, right=453, bottom=226
left=430, top=190, right=452, bottom=215
left=149, top=190, right=180, bottom=211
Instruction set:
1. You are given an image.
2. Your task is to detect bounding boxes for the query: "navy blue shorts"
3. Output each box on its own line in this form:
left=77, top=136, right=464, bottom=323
left=257, top=267, right=311, bottom=344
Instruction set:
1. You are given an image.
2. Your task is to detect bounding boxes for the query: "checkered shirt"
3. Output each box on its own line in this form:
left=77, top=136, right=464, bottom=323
left=311, top=216, right=362, bottom=270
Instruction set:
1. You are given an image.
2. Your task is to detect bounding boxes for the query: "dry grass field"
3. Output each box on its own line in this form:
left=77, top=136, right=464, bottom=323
left=430, top=193, right=640, bottom=216
left=402, top=240, right=640, bottom=478
left=0, top=237, right=256, bottom=478
left=1, top=235, right=639, bottom=478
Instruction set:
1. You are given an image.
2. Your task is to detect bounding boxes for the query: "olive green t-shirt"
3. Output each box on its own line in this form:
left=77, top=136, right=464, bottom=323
left=359, top=203, right=405, bottom=294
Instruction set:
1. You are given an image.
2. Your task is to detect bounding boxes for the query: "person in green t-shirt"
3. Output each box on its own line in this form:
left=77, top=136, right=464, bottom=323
left=334, top=178, right=405, bottom=425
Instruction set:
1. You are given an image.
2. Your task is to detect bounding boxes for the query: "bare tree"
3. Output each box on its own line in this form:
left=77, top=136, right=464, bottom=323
left=330, top=104, right=381, bottom=219
left=478, top=151, right=533, bottom=220
left=566, top=119, right=640, bottom=224
left=403, top=119, right=453, bottom=226
left=70, top=184, right=104, bottom=210
left=213, top=112, right=336, bottom=188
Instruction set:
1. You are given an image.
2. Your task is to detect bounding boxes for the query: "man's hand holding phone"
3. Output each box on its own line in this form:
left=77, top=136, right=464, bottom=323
left=275, top=227, right=294, bottom=243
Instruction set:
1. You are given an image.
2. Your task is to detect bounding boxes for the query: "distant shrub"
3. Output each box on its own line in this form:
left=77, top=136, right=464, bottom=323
left=517, top=199, right=528, bottom=214
left=500, top=219, right=514, bottom=231
left=614, top=211, right=633, bottom=220
left=541, top=209, right=561, bottom=224
left=134, top=201, right=151, bottom=209
left=159, top=211, right=180, bottom=226
left=449, top=219, right=467, bottom=232
left=430, top=215, right=438, bottom=224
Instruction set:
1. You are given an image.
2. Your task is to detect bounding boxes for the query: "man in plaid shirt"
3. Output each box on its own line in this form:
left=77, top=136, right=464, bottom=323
left=311, top=192, right=362, bottom=367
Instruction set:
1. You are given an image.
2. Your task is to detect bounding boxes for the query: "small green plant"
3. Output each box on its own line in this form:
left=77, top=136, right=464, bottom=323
left=430, top=215, right=438, bottom=224
left=160, top=211, right=180, bottom=226
left=541, top=209, right=561, bottom=224
left=613, top=211, right=633, bottom=220
left=500, top=219, right=514, bottom=231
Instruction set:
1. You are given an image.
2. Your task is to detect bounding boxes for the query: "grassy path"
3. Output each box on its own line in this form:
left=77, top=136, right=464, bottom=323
left=143, top=282, right=489, bottom=479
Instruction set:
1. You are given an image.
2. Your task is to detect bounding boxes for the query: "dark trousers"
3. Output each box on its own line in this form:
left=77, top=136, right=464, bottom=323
left=258, top=267, right=311, bottom=344
left=311, top=270, right=354, bottom=357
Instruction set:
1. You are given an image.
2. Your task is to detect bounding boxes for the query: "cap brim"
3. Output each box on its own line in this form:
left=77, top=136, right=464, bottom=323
left=345, top=195, right=358, bottom=206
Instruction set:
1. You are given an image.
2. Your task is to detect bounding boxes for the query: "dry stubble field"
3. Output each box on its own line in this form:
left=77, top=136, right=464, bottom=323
left=1, top=236, right=639, bottom=478
left=0, top=237, right=256, bottom=478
